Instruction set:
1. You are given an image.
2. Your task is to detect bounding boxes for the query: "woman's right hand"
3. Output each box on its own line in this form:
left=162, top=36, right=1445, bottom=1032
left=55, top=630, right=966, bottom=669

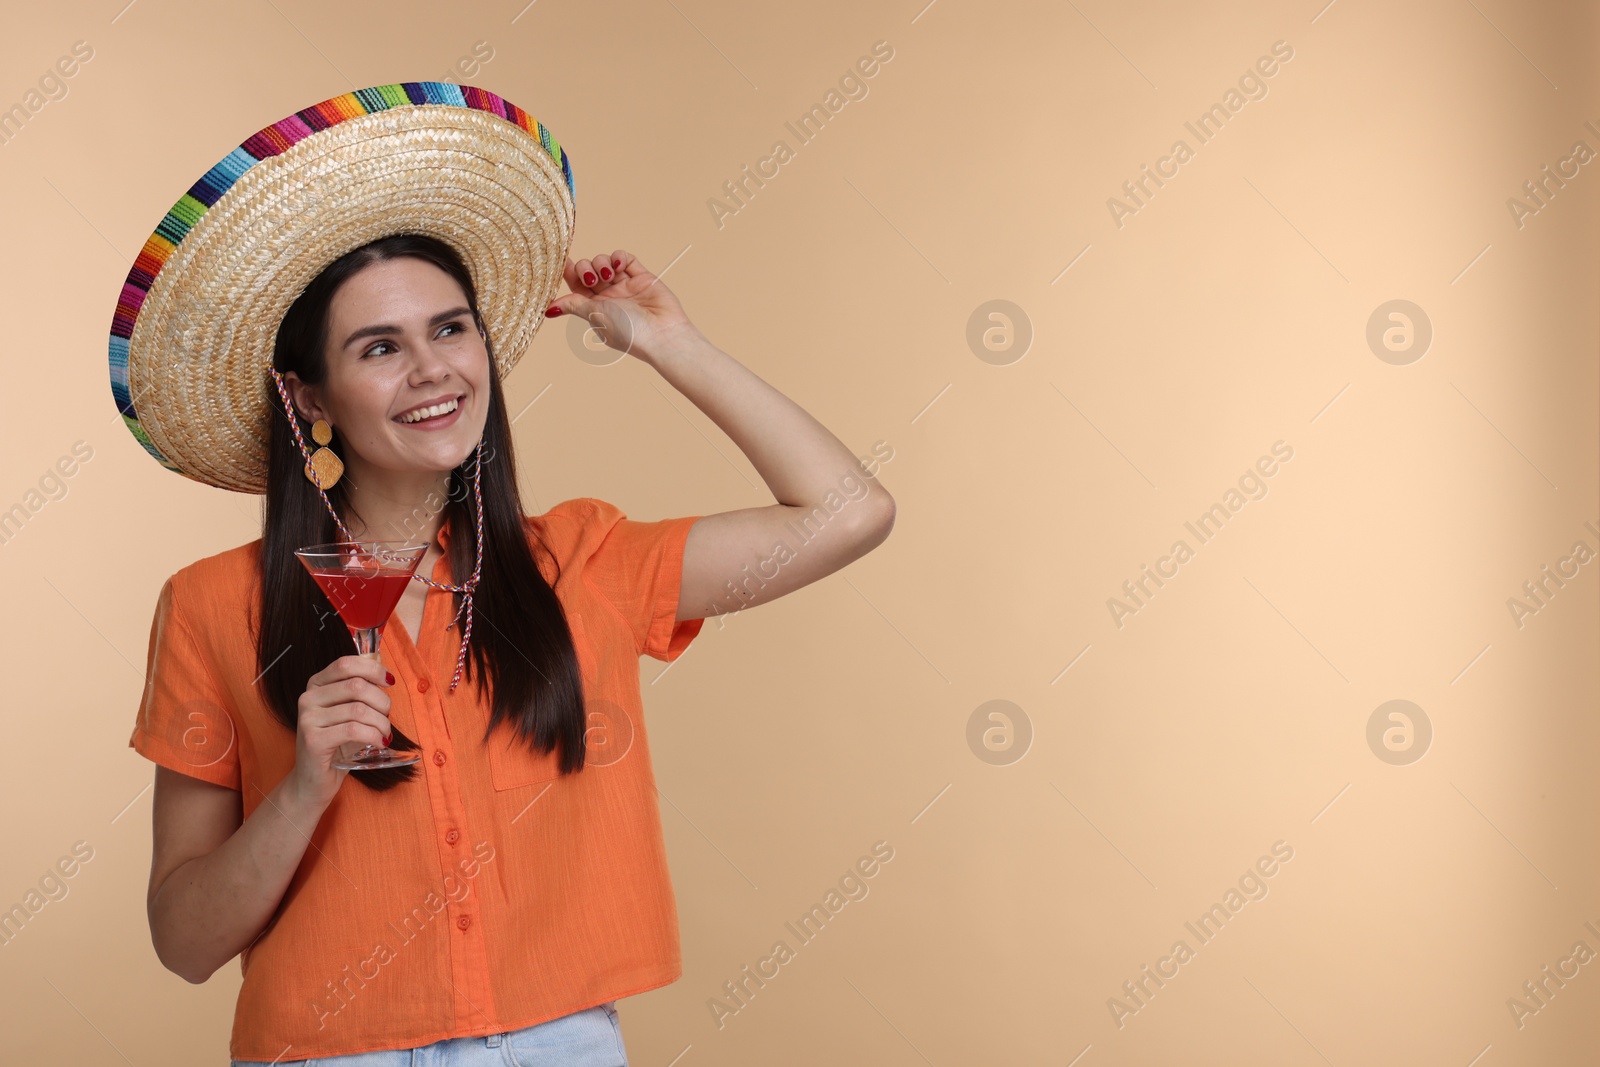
left=286, top=655, right=394, bottom=809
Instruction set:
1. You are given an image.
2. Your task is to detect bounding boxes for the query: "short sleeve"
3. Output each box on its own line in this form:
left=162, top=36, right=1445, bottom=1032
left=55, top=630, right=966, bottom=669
left=128, top=577, right=242, bottom=790
left=578, top=499, right=706, bottom=662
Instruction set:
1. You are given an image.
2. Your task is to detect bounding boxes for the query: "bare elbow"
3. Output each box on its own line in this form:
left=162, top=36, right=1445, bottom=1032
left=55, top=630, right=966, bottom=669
left=178, top=964, right=214, bottom=986
left=173, top=952, right=219, bottom=986
left=857, top=495, right=895, bottom=550
left=152, top=933, right=212, bottom=985
left=177, top=950, right=220, bottom=985
left=149, top=906, right=218, bottom=985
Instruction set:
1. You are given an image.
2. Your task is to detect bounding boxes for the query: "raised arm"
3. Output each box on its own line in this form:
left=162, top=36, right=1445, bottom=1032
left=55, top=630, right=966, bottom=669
left=549, top=249, right=897, bottom=624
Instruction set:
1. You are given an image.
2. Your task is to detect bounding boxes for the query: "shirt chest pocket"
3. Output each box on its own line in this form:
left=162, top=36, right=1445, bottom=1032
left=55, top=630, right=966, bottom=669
left=487, top=609, right=598, bottom=791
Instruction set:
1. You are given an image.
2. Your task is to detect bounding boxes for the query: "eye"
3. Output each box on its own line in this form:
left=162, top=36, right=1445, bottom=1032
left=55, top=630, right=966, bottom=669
left=361, top=341, right=395, bottom=358
left=439, top=322, right=465, bottom=337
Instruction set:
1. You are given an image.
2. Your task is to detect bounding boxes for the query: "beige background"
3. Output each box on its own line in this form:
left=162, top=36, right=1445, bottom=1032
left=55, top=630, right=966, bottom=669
left=1, top=0, right=1596, bottom=1063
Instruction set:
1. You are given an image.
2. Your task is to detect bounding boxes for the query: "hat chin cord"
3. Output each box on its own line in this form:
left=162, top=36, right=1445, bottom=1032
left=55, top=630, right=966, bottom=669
left=268, top=367, right=484, bottom=692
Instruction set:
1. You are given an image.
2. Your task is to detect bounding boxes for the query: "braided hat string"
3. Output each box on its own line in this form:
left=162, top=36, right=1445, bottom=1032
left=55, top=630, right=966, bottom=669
left=268, top=368, right=484, bottom=692
left=409, top=442, right=485, bottom=691
left=267, top=369, right=356, bottom=542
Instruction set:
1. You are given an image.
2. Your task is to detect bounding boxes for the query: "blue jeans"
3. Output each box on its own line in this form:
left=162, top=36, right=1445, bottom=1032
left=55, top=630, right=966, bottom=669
left=230, top=1002, right=627, bottom=1066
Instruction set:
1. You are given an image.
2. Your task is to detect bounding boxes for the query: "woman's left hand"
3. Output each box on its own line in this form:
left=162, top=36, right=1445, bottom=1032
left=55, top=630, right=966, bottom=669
left=546, top=250, right=699, bottom=365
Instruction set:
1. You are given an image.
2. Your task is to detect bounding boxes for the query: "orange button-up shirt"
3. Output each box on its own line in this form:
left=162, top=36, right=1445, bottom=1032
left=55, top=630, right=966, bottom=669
left=129, top=498, right=704, bottom=1062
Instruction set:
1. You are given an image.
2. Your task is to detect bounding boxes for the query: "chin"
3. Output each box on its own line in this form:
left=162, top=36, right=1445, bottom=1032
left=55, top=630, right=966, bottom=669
left=419, top=441, right=476, bottom=472
left=449, top=430, right=489, bottom=469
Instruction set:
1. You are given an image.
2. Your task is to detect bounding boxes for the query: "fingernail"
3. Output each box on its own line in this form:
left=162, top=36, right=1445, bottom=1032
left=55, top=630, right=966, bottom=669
left=583, top=271, right=597, bottom=286
left=611, top=258, right=621, bottom=269
left=385, top=671, right=395, bottom=685
left=599, top=267, right=612, bottom=280
left=383, top=733, right=392, bottom=746
left=545, top=306, right=563, bottom=317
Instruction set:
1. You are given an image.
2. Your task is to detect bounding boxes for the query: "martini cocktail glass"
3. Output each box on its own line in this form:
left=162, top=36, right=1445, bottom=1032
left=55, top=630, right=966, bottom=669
left=295, top=540, right=430, bottom=770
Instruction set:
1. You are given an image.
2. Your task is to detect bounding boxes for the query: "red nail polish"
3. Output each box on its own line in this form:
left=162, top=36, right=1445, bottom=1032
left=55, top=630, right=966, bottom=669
left=383, top=733, right=392, bottom=746
left=385, top=671, right=395, bottom=685
left=583, top=272, right=596, bottom=286
left=599, top=267, right=612, bottom=280
left=545, top=306, right=563, bottom=317
left=611, top=258, right=621, bottom=269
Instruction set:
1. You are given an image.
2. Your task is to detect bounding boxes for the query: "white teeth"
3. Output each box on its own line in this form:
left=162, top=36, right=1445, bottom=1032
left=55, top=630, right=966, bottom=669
left=398, top=398, right=459, bottom=423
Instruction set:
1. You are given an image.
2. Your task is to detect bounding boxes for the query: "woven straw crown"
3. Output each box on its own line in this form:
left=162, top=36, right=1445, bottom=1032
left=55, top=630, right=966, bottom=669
left=108, top=82, right=576, bottom=494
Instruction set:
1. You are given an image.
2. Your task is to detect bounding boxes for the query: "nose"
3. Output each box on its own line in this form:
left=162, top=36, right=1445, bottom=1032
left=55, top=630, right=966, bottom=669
left=407, top=333, right=454, bottom=384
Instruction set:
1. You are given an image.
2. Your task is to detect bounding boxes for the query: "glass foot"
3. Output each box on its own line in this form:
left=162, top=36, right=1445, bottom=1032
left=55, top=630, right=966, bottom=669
left=336, top=746, right=422, bottom=771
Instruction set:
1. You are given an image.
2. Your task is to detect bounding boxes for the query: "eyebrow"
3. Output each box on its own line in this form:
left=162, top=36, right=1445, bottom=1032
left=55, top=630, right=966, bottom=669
left=342, top=306, right=473, bottom=350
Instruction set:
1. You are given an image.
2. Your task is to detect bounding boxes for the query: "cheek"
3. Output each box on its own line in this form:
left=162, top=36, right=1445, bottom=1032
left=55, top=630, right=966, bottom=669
left=460, top=357, right=493, bottom=407
left=329, top=370, right=403, bottom=441
left=464, top=348, right=492, bottom=386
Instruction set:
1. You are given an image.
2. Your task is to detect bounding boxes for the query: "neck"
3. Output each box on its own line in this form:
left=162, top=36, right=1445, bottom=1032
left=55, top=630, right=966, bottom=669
left=339, top=464, right=454, bottom=546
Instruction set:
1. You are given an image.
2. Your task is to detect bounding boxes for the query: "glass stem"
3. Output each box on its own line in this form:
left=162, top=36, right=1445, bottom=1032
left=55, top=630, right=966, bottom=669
left=351, top=626, right=381, bottom=659
left=347, top=627, right=384, bottom=760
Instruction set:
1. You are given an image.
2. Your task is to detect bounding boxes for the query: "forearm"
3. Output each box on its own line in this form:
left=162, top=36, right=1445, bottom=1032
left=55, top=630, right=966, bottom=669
left=646, top=326, right=894, bottom=515
left=150, top=776, right=330, bottom=983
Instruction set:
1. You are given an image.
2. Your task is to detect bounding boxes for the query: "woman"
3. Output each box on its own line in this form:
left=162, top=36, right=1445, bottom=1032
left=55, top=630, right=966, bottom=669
left=115, top=84, right=893, bottom=1065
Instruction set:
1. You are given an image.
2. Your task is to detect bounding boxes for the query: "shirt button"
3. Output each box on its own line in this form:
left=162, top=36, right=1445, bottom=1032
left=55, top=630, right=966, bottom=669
left=417, top=677, right=432, bottom=694
left=457, top=916, right=472, bottom=931
left=445, top=829, right=460, bottom=845
left=433, top=750, right=446, bottom=766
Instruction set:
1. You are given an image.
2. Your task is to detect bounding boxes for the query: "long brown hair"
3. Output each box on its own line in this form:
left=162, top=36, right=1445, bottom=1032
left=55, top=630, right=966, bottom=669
left=253, top=233, right=586, bottom=792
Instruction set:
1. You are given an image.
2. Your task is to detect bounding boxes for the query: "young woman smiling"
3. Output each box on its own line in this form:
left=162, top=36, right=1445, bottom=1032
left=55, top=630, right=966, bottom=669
left=114, top=80, right=892, bottom=1067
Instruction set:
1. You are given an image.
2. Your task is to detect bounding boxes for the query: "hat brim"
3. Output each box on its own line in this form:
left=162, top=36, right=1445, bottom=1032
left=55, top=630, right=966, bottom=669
left=109, top=83, right=576, bottom=494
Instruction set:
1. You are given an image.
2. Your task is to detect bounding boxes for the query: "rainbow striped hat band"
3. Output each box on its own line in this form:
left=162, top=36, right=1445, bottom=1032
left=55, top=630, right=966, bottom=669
left=108, top=82, right=577, bottom=494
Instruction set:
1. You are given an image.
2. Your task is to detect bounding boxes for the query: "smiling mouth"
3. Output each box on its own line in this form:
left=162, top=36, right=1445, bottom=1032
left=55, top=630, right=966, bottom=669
left=396, top=396, right=462, bottom=424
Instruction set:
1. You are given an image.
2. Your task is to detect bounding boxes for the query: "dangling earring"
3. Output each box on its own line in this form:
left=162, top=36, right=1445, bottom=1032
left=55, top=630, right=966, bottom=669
left=304, top=418, right=344, bottom=489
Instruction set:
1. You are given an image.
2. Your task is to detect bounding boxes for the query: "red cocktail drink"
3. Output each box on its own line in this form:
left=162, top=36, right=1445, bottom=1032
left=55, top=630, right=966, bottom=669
left=309, top=570, right=414, bottom=631
left=295, top=540, right=430, bottom=771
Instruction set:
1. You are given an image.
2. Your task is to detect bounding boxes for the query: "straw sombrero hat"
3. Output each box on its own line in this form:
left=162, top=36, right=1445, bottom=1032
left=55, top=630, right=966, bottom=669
left=107, top=82, right=576, bottom=494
